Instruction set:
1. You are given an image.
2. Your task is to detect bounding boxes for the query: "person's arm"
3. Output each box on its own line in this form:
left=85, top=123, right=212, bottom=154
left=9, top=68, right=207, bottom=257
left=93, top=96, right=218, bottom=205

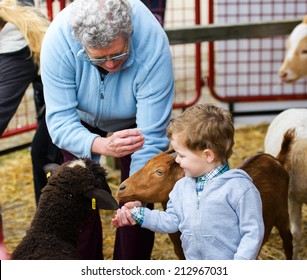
left=234, top=187, right=265, bottom=260
left=112, top=189, right=180, bottom=234
left=128, top=1, right=175, bottom=174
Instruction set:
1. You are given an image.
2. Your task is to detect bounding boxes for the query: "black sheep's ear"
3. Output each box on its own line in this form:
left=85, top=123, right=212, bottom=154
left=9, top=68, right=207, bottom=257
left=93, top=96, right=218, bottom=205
left=85, top=189, right=118, bottom=210
left=43, top=163, right=61, bottom=179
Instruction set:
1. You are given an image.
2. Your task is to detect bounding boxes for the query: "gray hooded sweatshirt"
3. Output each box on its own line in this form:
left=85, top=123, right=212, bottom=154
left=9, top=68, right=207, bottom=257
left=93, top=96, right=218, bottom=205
left=141, top=169, right=264, bottom=260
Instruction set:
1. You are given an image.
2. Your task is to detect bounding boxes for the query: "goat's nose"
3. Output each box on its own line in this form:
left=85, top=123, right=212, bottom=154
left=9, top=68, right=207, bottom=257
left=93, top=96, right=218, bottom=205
left=279, top=70, right=287, bottom=78
left=118, top=184, right=126, bottom=191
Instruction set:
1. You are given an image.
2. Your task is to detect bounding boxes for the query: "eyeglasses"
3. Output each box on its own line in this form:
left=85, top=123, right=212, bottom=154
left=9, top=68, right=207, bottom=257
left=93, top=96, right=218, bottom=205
left=89, top=50, right=129, bottom=65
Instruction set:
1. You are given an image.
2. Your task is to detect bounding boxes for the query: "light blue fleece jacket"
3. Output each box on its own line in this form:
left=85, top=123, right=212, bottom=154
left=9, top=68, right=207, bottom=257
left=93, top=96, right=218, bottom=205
left=141, top=169, right=265, bottom=260
left=40, top=0, right=174, bottom=175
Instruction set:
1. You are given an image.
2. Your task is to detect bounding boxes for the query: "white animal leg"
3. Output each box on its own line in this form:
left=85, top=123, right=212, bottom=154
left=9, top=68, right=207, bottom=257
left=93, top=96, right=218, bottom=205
left=288, top=199, right=302, bottom=259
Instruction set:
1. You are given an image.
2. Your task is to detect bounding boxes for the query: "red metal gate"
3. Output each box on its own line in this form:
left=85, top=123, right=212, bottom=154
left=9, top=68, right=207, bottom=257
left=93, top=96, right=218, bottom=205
left=207, top=0, right=307, bottom=103
left=0, top=0, right=202, bottom=144
left=165, top=0, right=203, bottom=109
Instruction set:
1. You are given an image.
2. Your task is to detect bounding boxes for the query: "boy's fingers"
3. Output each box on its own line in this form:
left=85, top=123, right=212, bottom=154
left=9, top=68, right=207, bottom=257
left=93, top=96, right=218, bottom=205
left=125, top=210, right=137, bottom=225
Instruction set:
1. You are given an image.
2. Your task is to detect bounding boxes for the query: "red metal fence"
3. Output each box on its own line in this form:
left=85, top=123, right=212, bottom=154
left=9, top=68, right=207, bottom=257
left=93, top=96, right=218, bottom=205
left=165, top=0, right=203, bottom=109
left=207, top=0, right=307, bottom=103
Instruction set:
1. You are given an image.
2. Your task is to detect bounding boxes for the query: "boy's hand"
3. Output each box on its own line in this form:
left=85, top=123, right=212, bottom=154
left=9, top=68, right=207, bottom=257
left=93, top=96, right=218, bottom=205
left=111, top=207, right=136, bottom=227
left=111, top=201, right=141, bottom=228
left=124, top=200, right=142, bottom=209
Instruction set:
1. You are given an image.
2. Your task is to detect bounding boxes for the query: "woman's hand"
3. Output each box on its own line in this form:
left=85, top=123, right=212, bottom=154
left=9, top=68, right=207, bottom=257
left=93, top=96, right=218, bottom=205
left=92, top=128, right=144, bottom=157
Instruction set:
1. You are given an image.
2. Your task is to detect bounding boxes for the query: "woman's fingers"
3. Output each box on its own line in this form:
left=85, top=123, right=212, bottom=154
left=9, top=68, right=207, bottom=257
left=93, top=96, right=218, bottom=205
left=107, top=129, right=144, bottom=157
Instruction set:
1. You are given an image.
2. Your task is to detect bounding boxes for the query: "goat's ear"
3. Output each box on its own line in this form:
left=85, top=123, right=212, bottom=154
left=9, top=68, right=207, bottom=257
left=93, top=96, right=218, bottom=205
left=166, top=148, right=175, bottom=154
left=43, top=163, right=61, bottom=179
left=165, top=149, right=177, bottom=158
left=85, top=189, right=118, bottom=210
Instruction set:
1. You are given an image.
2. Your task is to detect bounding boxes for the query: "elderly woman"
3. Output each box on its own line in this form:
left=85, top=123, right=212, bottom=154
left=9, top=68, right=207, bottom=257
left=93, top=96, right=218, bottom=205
left=41, top=0, right=174, bottom=260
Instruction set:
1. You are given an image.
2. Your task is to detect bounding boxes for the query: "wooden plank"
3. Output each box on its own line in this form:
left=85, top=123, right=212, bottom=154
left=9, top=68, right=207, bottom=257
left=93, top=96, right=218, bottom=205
left=165, top=18, right=302, bottom=44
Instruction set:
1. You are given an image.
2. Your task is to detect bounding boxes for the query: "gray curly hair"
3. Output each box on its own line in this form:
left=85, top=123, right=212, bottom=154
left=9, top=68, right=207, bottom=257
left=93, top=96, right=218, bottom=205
left=70, top=0, right=133, bottom=49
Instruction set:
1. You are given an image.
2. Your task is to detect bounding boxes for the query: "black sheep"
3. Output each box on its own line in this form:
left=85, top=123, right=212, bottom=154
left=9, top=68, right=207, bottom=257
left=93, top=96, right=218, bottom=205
left=12, top=158, right=118, bottom=260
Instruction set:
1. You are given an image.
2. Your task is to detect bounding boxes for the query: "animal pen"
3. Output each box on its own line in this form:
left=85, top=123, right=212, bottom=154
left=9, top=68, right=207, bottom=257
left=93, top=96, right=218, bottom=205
left=1, top=0, right=307, bottom=261
left=206, top=0, right=307, bottom=117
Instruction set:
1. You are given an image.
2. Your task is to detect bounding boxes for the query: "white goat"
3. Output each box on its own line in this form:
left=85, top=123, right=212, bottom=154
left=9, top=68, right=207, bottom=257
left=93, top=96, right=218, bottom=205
left=264, top=108, right=307, bottom=259
left=279, top=15, right=307, bottom=82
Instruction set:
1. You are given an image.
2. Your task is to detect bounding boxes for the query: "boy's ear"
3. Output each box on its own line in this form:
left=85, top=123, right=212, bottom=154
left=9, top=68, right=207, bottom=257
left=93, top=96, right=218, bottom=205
left=202, top=149, right=215, bottom=163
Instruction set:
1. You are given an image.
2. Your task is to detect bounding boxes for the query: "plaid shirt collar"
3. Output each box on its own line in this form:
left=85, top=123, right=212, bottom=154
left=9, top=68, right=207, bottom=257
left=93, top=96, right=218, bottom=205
left=195, top=161, right=230, bottom=193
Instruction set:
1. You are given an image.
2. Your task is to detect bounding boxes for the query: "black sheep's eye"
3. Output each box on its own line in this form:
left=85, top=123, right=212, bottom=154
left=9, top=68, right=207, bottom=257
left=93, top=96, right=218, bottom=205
left=156, top=169, right=164, bottom=176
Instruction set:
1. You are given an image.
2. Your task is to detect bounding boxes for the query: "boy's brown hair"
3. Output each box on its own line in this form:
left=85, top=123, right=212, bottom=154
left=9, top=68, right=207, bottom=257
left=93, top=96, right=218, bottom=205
left=167, top=103, right=235, bottom=163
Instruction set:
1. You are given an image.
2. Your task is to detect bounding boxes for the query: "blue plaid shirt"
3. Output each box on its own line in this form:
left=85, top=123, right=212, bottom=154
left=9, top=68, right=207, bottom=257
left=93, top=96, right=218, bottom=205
left=195, top=161, right=230, bottom=193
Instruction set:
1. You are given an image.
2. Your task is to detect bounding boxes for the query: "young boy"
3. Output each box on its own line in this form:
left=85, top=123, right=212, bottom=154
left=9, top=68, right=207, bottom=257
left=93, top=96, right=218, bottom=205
left=112, top=103, right=264, bottom=260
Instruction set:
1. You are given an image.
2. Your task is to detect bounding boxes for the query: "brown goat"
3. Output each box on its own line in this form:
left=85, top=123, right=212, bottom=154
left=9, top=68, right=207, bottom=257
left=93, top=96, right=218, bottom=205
left=238, top=154, right=293, bottom=259
left=117, top=130, right=294, bottom=260
left=117, top=152, right=185, bottom=260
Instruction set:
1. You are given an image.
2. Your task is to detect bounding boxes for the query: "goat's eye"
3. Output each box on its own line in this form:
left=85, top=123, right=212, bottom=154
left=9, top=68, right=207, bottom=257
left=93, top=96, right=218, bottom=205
left=302, top=50, right=307, bottom=54
left=156, top=169, right=164, bottom=176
